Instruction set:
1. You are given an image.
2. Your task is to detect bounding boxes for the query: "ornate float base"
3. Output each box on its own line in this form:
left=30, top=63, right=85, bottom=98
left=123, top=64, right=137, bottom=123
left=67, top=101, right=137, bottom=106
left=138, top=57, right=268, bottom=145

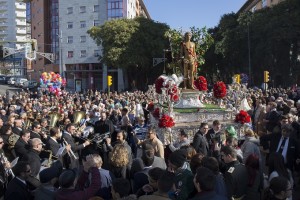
left=174, top=90, right=205, bottom=108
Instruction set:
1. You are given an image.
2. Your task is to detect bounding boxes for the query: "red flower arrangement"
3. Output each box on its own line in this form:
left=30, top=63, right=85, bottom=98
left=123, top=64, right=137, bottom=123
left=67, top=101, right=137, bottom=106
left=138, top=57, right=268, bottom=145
left=194, top=76, right=208, bottom=91
left=235, top=110, right=251, bottom=124
left=154, top=76, right=165, bottom=94
left=213, top=81, right=227, bottom=99
left=152, top=108, right=160, bottom=119
left=166, top=84, right=179, bottom=102
left=158, top=114, right=175, bottom=128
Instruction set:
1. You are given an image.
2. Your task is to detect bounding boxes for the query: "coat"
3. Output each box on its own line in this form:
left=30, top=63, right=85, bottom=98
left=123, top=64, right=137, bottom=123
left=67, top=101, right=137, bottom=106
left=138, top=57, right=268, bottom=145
left=5, top=177, right=33, bottom=200
left=192, top=131, right=209, bottom=156
left=55, top=167, right=101, bottom=200
left=260, top=133, right=300, bottom=170
left=14, top=138, right=30, bottom=159
left=22, top=149, right=41, bottom=178
left=189, top=191, right=227, bottom=200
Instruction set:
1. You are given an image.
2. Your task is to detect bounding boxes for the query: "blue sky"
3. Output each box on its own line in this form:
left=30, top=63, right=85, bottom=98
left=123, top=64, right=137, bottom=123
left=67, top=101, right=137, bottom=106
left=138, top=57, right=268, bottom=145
left=143, top=0, right=246, bottom=30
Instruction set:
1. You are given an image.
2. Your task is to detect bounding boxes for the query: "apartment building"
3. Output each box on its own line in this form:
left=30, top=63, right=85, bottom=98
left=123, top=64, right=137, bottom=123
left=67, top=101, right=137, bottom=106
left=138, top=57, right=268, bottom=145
left=28, top=0, right=149, bottom=91
left=239, top=0, right=286, bottom=13
left=59, top=0, right=149, bottom=92
left=29, top=0, right=59, bottom=81
left=0, top=0, right=27, bottom=76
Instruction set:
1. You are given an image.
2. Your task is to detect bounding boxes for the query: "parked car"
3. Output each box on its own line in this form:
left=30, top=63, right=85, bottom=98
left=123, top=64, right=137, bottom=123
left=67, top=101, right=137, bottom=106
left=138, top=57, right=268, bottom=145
left=15, top=78, right=28, bottom=87
left=22, top=80, right=38, bottom=89
left=8, top=77, right=16, bottom=85
left=0, top=77, right=6, bottom=84
left=3, top=76, right=12, bottom=84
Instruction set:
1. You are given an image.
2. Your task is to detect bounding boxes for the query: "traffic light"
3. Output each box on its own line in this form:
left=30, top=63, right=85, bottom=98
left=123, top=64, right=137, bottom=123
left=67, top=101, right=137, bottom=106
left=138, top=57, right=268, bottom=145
left=235, top=74, right=240, bottom=84
left=107, top=75, right=112, bottom=86
left=264, top=71, right=269, bottom=82
left=31, top=39, right=37, bottom=51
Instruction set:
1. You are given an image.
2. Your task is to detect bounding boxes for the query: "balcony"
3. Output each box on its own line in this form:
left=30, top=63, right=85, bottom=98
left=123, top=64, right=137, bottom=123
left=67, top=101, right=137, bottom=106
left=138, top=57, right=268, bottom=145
left=0, top=6, right=7, bottom=11
left=16, top=29, right=26, bottom=34
left=0, top=14, right=7, bottom=19
left=16, top=11, right=26, bottom=18
left=15, top=2, right=26, bottom=10
left=0, top=29, right=8, bottom=35
left=16, top=19, right=26, bottom=26
left=0, top=21, right=7, bottom=27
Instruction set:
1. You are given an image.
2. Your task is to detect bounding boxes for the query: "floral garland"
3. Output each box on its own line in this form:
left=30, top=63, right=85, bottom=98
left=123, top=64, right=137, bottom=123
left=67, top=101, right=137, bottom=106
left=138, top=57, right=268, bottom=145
left=213, top=81, right=227, bottom=99
left=158, top=114, right=175, bottom=128
left=154, top=77, right=165, bottom=94
left=165, top=84, right=179, bottom=102
left=235, top=110, right=251, bottom=124
left=194, top=76, right=208, bottom=91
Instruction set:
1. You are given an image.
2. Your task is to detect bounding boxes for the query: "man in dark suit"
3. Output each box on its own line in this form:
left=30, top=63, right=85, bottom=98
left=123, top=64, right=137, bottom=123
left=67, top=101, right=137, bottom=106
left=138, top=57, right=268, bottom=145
left=30, top=122, right=47, bottom=142
left=94, top=111, right=114, bottom=135
left=14, top=130, right=31, bottom=159
left=12, top=119, right=23, bottom=136
left=260, top=124, right=300, bottom=170
left=264, top=102, right=281, bottom=133
left=192, top=122, right=209, bottom=156
left=21, top=138, right=43, bottom=178
left=5, top=161, right=33, bottom=200
left=46, top=127, right=70, bottom=156
left=62, top=123, right=90, bottom=168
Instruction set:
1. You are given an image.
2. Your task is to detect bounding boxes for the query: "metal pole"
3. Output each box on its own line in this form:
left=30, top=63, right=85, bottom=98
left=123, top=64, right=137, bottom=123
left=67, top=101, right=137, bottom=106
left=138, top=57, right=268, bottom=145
left=247, top=23, right=251, bottom=84
left=59, top=30, right=63, bottom=77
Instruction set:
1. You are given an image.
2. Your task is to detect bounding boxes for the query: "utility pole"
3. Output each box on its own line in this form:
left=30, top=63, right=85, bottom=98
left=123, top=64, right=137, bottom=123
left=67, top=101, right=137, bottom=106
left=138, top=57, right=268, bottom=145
left=57, top=30, right=63, bottom=77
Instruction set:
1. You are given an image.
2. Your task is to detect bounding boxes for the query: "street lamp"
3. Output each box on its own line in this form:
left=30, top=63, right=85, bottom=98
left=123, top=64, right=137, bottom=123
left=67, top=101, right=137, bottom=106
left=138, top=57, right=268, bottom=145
left=247, top=22, right=251, bottom=83
left=57, top=31, right=63, bottom=77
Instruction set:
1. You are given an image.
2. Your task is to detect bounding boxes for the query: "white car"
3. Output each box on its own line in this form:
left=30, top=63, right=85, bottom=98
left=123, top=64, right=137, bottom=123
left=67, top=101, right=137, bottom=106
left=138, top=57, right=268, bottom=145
left=8, top=77, right=16, bottom=85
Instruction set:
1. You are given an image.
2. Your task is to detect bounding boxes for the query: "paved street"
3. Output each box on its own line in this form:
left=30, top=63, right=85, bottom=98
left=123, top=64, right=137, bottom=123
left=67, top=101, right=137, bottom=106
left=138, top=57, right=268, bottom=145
left=0, top=84, right=22, bottom=96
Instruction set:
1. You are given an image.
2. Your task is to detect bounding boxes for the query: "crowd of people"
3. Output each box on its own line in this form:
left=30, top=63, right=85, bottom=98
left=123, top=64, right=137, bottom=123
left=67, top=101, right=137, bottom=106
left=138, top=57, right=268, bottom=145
left=0, top=86, right=300, bottom=200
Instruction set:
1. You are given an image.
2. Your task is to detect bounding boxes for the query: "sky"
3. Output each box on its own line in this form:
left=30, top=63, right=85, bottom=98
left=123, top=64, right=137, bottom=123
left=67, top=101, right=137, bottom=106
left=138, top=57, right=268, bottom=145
left=143, top=0, right=246, bottom=30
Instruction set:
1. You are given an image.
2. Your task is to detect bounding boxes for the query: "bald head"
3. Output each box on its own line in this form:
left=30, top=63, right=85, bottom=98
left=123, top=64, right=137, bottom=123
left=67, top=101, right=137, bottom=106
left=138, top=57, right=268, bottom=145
left=30, top=138, right=43, bottom=152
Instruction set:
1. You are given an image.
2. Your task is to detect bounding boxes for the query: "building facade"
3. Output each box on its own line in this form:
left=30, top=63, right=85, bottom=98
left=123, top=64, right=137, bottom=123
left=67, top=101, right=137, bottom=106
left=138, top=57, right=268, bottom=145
left=29, top=0, right=59, bottom=81
left=29, top=0, right=149, bottom=91
left=238, top=0, right=286, bottom=13
left=0, top=0, right=27, bottom=76
left=59, top=0, right=149, bottom=92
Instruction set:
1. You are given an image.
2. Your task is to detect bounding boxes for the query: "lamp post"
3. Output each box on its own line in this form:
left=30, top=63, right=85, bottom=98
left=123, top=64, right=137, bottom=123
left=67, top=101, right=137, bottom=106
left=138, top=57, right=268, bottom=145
left=57, top=31, right=63, bottom=77
left=247, top=22, right=251, bottom=84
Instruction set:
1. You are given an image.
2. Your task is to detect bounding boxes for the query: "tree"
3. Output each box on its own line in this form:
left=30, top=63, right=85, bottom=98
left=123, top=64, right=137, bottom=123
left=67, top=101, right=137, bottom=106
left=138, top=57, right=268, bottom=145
left=88, top=18, right=169, bottom=90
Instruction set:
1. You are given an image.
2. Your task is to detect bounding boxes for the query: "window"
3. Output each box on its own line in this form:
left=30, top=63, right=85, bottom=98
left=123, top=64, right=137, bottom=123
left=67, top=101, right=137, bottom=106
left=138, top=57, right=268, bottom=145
left=67, top=7, right=73, bottom=14
left=94, top=20, right=100, bottom=26
left=80, top=50, right=86, bottom=57
left=94, top=50, right=100, bottom=57
left=94, top=5, right=99, bottom=12
left=262, top=0, right=267, bottom=7
left=67, top=36, right=73, bottom=43
left=80, top=21, right=86, bottom=28
left=80, top=36, right=86, bottom=43
left=80, top=6, right=86, bottom=13
left=67, top=22, right=73, bottom=29
left=67, top=51, right=74, bottom=58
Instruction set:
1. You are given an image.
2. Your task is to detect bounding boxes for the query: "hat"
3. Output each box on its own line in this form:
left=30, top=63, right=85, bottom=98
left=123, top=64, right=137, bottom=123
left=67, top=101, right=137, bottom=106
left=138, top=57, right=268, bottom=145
left=225, top=126, right=237, bottom=138
left=39, top=161, right=63, bottom=183
left=59, top=168, right=78, bottom=188
left=169, top=149, right=187, bottom=168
